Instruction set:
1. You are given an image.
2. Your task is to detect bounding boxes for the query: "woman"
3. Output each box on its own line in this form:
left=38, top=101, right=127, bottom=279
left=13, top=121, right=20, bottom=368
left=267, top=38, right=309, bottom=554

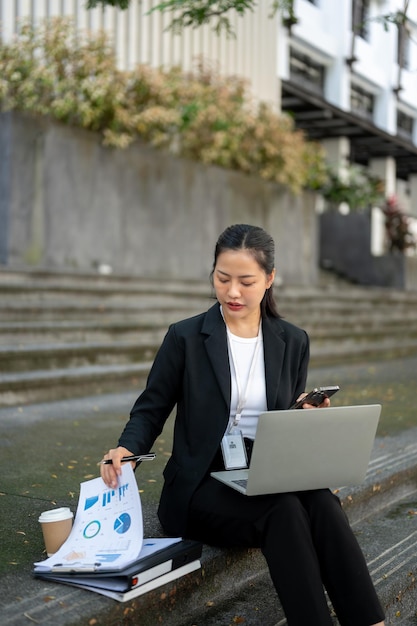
left=101, top=224, right=385, bottom=626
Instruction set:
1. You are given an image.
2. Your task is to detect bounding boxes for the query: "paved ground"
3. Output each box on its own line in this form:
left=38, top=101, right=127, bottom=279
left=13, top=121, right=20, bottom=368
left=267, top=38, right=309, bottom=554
left=306, top=356, right=417, bottom=436
left=1, top=355, right=417, bottom=623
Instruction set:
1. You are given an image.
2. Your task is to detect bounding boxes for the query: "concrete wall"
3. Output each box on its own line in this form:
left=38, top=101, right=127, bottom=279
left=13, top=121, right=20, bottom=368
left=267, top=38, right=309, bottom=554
left=406, top=256, right=417, bottom=292
left=0, top=112, right=318, bottom=286
left=320, top=211, right=406, bottom=288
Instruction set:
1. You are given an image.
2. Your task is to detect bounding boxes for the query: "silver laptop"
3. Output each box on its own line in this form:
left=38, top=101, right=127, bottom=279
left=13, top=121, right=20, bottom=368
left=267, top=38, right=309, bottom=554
left=211, top=405, right=381, bottom=496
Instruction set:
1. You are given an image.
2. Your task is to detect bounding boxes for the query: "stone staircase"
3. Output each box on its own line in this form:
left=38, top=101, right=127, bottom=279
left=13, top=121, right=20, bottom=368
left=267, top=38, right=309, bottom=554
left=1, top=268, right=417, bottom=625
left=1, top=267, right=417, bottom=407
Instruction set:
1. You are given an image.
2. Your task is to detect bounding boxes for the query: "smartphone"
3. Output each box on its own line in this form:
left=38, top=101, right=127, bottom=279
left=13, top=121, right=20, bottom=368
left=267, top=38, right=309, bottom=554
left=291, top=385, right=340, bottom=409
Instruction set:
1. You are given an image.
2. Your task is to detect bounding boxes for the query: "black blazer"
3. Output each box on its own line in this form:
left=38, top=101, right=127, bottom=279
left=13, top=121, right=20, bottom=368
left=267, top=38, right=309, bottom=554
left=118, top=303, right=309, bottom=536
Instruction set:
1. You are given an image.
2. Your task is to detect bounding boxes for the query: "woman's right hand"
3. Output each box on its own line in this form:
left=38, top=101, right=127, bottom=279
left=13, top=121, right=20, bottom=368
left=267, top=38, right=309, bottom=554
left=100, top=446, right=136, bottom=489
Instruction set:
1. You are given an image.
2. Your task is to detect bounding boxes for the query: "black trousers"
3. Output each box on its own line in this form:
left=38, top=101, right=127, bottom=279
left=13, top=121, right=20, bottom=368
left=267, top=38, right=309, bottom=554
left=185, top=476, right=384, bottom=626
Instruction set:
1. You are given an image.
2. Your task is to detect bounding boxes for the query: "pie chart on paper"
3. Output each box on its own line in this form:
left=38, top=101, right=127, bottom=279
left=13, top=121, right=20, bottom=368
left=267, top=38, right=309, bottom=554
left=114, top=513, right=131, bottom=534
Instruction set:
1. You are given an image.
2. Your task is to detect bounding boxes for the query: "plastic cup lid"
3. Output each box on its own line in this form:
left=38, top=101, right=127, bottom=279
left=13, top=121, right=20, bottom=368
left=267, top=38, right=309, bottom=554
left=38, top=507, right=74, bottom=523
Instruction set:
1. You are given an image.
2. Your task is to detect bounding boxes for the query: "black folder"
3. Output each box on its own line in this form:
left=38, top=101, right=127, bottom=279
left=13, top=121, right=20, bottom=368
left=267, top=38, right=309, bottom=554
left=34, top=539, right=202, bottom=593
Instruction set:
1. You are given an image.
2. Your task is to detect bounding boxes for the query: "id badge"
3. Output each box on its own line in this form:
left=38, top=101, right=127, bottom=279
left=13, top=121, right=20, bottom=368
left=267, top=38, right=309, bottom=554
left=221, top=430, right=248, bottom=470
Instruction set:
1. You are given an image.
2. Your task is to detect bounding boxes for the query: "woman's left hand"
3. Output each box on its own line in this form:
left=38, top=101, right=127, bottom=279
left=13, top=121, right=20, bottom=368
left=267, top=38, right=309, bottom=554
left=296, top=393, right=331, bottom=409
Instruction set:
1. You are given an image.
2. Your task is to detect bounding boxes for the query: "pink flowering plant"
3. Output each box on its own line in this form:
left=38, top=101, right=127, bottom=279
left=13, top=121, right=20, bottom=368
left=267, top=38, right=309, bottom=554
left=383, top=196, right=417, bottom=254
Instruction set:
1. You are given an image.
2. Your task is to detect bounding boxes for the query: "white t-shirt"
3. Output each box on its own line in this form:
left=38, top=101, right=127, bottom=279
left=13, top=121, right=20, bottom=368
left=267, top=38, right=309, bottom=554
left=226, top=327, right=267, bottom=440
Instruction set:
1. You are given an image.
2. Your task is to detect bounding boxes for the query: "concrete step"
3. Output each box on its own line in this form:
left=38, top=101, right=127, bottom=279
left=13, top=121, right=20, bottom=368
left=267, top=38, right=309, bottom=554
left=0, top=320, right=168, bottom=345
left=2, top=317, right=417, bottom=346
left=2, top=331, right=417, bottom=371
left=0, top=268, right=211, bottom=293
left=1, top=268, right=417, bottom=407
left=2, top=269, right=417, bottom=308
left=3, top=266, right=416, bottom=303
left=2, top=338, right=417, bottom=407
left=0, top=338, right=162, bottom=372
left=308, top=325, right=417, bottom=343
left=0, top=363, right=152, bottom=407
left=0, top=290, right=213, bottom=310
left=309, top=339, right=417, bottom=364
left=2, top=301, right=417, bottom=325
left=3, top=335, right=417, bottom=374
left=1, top=288, right=417, bottom=318
left=1, top=422, right=416, bottom=626
left=0, top=303, right=204, bottom=322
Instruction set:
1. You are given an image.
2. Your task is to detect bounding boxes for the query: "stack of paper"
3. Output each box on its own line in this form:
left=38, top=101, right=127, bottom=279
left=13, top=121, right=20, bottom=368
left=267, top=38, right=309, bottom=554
left=33, top=465, right=202, bottom=601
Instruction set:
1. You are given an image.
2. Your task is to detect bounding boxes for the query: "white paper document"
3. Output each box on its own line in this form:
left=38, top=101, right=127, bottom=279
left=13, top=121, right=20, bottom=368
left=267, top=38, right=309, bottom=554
left=34, top=465, right=178, bottom=573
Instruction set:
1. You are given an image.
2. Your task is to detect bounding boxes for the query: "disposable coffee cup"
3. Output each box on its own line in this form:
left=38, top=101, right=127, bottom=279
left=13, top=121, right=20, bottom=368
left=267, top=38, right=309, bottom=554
left=38, top=507, right=74, bottom=556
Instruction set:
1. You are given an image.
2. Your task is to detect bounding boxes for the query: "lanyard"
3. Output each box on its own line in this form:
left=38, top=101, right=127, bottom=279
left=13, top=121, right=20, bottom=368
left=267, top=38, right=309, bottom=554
left=226, top=323, right=262, bottom=431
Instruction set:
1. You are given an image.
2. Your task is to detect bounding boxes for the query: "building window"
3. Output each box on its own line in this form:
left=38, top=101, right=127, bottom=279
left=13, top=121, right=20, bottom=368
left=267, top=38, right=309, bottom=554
left=397, top=23, right=410, bottom=69
left=397, top=110, right=414, bottom=138
left=350, top=83, right=374, bottom=120
left=352, top=0, right=370, bottom=41
left=289, top=49, right=325, bottom=94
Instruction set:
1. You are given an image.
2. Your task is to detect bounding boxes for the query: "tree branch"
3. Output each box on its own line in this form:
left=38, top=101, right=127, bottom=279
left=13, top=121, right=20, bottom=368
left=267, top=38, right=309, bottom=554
left=85, top=1, right=287, bottom=35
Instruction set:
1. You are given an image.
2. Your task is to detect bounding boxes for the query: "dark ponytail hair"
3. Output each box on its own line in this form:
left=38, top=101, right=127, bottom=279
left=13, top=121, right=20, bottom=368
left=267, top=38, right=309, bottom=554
left=211, top=224, right=280, bottom=318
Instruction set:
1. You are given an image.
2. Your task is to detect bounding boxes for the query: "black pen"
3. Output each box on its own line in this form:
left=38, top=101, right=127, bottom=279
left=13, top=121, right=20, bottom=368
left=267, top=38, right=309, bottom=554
left=100, top=453, right=156, bottom=465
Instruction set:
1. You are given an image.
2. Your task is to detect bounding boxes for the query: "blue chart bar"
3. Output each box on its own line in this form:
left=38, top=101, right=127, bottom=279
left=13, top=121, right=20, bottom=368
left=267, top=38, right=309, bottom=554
left=102, top=490, right=115, bottom=506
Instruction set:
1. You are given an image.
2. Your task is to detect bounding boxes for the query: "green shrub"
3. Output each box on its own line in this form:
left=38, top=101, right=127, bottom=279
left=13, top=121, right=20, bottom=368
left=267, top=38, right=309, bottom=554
left=318, top=165, right=385, bottom=211
left=0, top=18, right=326, bottom=193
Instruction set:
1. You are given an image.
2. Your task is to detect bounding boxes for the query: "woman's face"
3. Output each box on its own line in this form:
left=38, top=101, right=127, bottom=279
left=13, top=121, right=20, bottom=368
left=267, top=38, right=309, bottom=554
left=213, top=249, right=275, bottom=325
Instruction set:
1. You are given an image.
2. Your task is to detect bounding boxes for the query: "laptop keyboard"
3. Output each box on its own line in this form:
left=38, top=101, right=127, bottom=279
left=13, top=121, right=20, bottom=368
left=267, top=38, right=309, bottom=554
left=232, top=479, right=248, bottom=489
